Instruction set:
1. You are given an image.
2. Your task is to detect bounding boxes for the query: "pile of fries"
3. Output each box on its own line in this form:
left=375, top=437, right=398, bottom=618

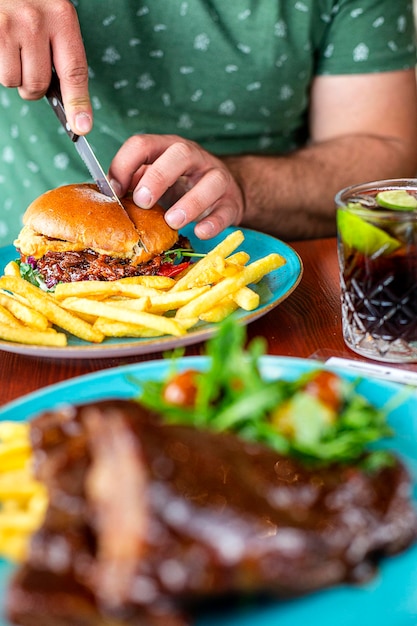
left=0, top=422, right=47, bottom=561
left=0, top=230, right=285, bottom=348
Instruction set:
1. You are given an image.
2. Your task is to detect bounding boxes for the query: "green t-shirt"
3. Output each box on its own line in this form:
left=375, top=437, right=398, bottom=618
left=0, top=0, right=415, bottom=245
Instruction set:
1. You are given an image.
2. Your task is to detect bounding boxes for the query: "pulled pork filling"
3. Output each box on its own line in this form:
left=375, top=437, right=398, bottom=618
left=29, top=235, right=191, bottom=286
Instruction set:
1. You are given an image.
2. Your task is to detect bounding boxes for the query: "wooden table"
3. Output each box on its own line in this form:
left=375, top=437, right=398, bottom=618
left=2, top=237, right=416, bottom=407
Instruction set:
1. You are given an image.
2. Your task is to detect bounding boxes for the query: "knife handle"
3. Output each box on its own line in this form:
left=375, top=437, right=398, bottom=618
left=45, top=70, right=79, bottom=143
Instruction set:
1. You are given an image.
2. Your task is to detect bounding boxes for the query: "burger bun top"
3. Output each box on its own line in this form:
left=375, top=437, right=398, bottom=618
left=15, top=183, right=179, bottom=264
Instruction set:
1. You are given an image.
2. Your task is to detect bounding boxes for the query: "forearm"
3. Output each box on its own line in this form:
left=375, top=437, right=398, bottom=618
left=223, top=134, right=417, bottom=241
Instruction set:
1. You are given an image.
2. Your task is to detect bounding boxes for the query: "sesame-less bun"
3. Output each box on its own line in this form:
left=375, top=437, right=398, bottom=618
left=14, top=183, right=179, bottom=265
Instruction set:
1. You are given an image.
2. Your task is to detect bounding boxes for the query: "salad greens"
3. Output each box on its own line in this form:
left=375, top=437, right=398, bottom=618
left=139, top=317, right=394, bottom=467
left=161, top=247, right=205, bottom=264
left=16, top=260, right=49, bottom=291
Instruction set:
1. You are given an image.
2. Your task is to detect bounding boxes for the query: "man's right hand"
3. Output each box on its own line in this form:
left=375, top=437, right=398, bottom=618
left=0, top=0, right=92, bottom=134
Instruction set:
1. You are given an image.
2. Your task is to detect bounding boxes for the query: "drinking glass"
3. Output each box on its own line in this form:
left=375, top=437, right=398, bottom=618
left=336, top=178, right=417, bottom=362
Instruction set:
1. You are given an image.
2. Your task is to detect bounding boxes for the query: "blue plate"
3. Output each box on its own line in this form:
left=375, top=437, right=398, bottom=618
left=0, top=356, right=416, bottom=626
left=0, top=226, right=302, bottom=359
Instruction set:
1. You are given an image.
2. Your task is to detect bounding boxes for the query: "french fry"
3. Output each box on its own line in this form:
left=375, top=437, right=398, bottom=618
left=0, top=440, right=31, bottom=472
left=226, top=251, right=250, bottom=266
left=93, top=318, right=162, bottom=338
left=199, top=296, right=239, bottom=323
left=175, top=253, right=285, bottom=319
left=53, top=280, right=162, bottom=300
left=101, top=287, right=210, bottom=315
left=3, top=261, right=20, bottom=277
left=0, top=471, right=43, bottom=501
left=0, top=509, right=44, bottom=532
left=218, top=252, right=251, bottom=278
left=174, top=317, right=200, bottom=330
left=0, top=423, right=48, bottom=562
left=116, top=275, right=176, bottom=289
left=0, top=533, right=28, bottom=561
left=146, top=287, right=209, bottom=314
left=0, top=276, right=104, bottom=343
left=0, top=422, right=29, bottom=443
left=219, top=264, right=244, bottom=278
left=61, top=297, right=186, bottom=337
left=0, top=291, right=50, bottom=330
left=0, top=324, right=67, bottom=348
left=232, top=286, right=260, bottom=311
left=0, top=432, right=29, bottom=450
left=171, top=230, right=245, bottom=292
left=98, top=296, right=149, bottom=312
left=69, top=310, right=99, bottom=324
left=164, top=255, right=226, bottom=290
left=2, top=289, right=32, bottom=309
left=0, top=303, right=21, bottom=328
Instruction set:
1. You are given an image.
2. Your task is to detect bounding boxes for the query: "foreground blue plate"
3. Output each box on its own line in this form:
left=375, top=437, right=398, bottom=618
left=0, top=356, right=416, bottom=626
left=0, top=225, right=302, bottom=359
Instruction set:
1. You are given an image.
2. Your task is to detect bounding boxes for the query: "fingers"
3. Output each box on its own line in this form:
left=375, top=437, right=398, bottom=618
left=0, top=0, right=92, bottom=134
left=109, top=135, right=244, bottom=239
left=133, top=140, right=206, bottom=209
left=52, top=62, right=92, bottom=136
left=192, top=202, right=242, bottom=240
left=164, top=168, right=239, bottom=238
left=0, top=1, right=50, bottom=93
left=51, top=5, right=92, bottom=134
left=109, top=134, right=191, bottom=200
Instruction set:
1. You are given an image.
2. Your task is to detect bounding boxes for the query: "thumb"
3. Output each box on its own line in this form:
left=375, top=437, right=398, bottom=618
left=51, top=10, right=93, bottom=136
left=58, top=67, right=93, bottom=135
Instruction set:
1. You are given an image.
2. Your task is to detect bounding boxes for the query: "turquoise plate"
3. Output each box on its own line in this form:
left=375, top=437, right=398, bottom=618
left=0, top=226, right=302, bottom=358
left=0, top=356, right=416, bottom=625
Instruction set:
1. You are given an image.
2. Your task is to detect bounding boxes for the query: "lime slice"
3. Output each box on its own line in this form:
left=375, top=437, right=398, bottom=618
left=337, top=209, right=401, bottom=256
left=375, top=189, right=417, bottom=211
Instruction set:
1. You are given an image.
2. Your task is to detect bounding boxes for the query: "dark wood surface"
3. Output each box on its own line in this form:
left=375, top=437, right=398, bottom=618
left=2, top=237, right=415, bottom=407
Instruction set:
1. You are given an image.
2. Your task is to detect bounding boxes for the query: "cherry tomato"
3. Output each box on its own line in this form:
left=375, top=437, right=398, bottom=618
left=162, top=369, right=199, bottom=407
left=302, top=371, right=343, bottom=413
left=158, top=261, right=191, bottom=277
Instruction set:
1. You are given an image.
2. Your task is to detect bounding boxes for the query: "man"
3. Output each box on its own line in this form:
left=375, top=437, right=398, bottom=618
left=0, top=0, right=416, bottom=246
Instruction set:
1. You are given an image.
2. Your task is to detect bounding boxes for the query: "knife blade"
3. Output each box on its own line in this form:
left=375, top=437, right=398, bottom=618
left=45, top=70, right=124, bottom=207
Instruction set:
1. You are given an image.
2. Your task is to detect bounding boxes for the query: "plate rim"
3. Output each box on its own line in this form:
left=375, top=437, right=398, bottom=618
left=0, top=353, right=415, bottom=419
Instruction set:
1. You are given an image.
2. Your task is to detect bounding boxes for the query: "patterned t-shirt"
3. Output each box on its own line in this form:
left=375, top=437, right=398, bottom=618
left=0, top=0, right=415, bottom=245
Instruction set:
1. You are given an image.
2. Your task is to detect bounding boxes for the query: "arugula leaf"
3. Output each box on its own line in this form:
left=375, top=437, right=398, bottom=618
left=162, top=248, right=206, bottom=264
left=139, top=317, right=396, bottom=466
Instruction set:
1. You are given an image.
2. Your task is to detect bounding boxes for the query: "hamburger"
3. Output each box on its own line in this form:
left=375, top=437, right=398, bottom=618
left=14, top=183, right=192, bottom=289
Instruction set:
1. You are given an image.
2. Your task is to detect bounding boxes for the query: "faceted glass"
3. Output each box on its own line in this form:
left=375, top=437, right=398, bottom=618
left=336, top=179, right=417, bottom=362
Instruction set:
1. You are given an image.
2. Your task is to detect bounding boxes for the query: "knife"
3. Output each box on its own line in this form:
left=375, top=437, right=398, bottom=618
left=45, top=70, right=124, bottom=207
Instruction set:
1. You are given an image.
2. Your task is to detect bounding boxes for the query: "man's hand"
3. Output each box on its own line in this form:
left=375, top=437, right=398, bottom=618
left=109, top=135, right=245, bottom=240
left=113, top=69, right=417, bottom=241
left=0, top=0, right=92, bottom=134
